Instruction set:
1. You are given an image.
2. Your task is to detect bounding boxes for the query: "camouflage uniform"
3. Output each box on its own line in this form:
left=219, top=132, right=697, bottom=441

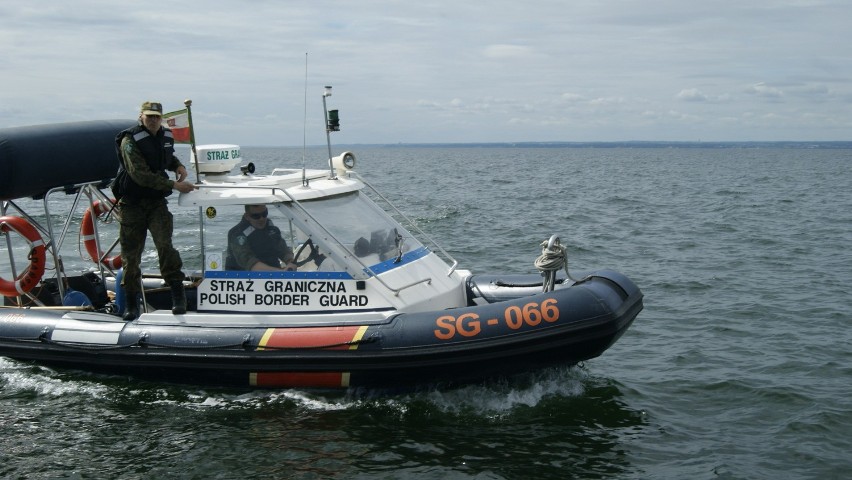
left=118, top=127, right=186, bottom=295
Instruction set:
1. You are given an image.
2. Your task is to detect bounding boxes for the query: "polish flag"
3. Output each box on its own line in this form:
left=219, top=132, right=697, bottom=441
left=163, top=109, right=192, bottom=144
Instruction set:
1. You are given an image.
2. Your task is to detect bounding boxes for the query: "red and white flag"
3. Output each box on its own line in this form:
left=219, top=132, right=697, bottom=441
left=163, top=108, right=192, bottom=144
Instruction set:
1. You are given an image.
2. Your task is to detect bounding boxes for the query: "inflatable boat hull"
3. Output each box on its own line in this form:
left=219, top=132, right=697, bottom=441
left=0, top=271, right=642, bottom=389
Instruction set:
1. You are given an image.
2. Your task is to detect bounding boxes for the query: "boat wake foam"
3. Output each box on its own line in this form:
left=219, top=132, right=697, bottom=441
left=0, top=358, right=109, bottom=399
left=1, top=355, right=593, bottom=417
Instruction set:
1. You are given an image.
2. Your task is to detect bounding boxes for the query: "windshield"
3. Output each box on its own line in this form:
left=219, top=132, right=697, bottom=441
left=199, top=192, right=424, bottom=275
left=299, top=191, right=423, bottom=265
left=200, top=203, right=319, bottom=272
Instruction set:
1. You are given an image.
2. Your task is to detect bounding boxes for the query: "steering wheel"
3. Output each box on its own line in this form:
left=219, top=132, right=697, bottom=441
left=293, top=239, right=323, bottom=267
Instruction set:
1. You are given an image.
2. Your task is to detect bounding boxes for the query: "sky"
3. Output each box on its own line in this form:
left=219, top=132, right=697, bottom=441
left=2, top=1, right=850, bottom=146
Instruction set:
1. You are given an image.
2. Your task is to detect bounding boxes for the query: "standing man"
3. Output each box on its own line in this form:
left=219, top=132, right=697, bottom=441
left=116, top=101, right=197, bottom=320
left=225, top=204, right=297, bottom=271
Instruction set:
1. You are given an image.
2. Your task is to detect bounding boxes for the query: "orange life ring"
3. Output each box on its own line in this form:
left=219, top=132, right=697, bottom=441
left=0, top=216, right=46, bottom=297
left=80, top=200, right=122, bottom=269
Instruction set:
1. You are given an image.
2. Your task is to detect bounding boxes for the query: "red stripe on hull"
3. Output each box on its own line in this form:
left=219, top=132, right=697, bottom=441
left=261, top=326, right=364, bottom=350
left=250, top=372, right=348, bottom=388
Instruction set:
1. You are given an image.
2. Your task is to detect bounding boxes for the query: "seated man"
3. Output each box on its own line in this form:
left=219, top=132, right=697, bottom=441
left=225, top=205, right=297, bottom=271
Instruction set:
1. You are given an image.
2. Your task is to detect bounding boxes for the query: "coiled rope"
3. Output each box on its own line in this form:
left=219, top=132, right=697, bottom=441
left=534, top=235, right=576, bottom=292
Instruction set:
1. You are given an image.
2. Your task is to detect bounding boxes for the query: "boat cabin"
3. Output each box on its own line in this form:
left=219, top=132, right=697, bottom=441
left=0, top=125, right=469, bottom=324
left=180, top=156, right=467, bottom=321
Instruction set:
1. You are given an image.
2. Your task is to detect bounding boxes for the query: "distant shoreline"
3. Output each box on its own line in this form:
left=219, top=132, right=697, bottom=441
left=240, top=141, right=852, bottom=149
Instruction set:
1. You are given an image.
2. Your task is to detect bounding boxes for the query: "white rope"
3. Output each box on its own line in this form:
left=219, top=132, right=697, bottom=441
left=534, top=236, right=573, bottom=292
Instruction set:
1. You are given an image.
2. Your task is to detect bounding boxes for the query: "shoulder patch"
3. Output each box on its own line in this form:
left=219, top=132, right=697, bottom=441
left=237, top=235, right=247, bottom=246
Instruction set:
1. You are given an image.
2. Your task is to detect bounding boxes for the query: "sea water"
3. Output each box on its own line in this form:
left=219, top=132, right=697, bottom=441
left=1, top=144, right=850, bottom=479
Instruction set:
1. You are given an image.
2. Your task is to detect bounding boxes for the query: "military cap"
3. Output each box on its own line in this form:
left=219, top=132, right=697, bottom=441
left=141, top=101, right=163, bottom=116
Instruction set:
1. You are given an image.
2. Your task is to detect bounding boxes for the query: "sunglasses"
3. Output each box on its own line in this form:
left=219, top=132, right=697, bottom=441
left=248, top=209, right=269, bottom=220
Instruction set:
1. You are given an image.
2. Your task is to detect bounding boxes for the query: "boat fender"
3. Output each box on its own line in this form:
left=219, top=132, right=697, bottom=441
left=62, top=288, right=93, bottom=307
left=80, top=200, right=122, bottom=269
left=0, top=216, right=47, bottom=297
left=114, top=268, right=126, bottom=314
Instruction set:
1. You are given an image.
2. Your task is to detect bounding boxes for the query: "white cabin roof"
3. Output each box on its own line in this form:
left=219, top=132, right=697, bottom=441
left=177, top=169, right=364, bottom=207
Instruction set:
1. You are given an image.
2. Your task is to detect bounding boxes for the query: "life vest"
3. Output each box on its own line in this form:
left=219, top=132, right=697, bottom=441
left=114, top=124, right=175, bottom=200
left=225, top=219, right=288, bottom=270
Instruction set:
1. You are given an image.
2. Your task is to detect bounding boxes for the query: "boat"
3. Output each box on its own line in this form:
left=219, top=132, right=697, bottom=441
left=0, top=95, right=643, bottom=390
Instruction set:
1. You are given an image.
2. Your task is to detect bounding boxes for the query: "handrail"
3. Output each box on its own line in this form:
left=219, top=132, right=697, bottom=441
left=1, top=181, right=122, bottom=303
left=270, top=186, right=432, bottom=296
left=351, top=172, right=459, bottom=277
left=3, top=177, right=447, bottom=301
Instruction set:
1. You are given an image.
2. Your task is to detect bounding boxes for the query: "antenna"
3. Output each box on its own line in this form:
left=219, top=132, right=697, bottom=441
left=302, top=53, right=308, bottom=187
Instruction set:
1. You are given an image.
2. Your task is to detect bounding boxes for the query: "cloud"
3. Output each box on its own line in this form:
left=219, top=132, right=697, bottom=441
left=1, top=1, right=851, bottom=143
left=745, top=83, right=784, bottom=99
left=588, top=97, right=626, bottom=106
left=483, top=44, right=537, bottom=59
left=676, top=89, right=732, bottom=103
left=561, top=93, right=587, bottom=103
left=677, top=89, right=708, bottom=102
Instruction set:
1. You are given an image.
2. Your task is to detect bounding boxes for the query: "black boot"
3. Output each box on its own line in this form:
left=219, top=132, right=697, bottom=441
left=123, top=293, right=140, bottom=321
left=170, top=281, right=187, bottom=315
